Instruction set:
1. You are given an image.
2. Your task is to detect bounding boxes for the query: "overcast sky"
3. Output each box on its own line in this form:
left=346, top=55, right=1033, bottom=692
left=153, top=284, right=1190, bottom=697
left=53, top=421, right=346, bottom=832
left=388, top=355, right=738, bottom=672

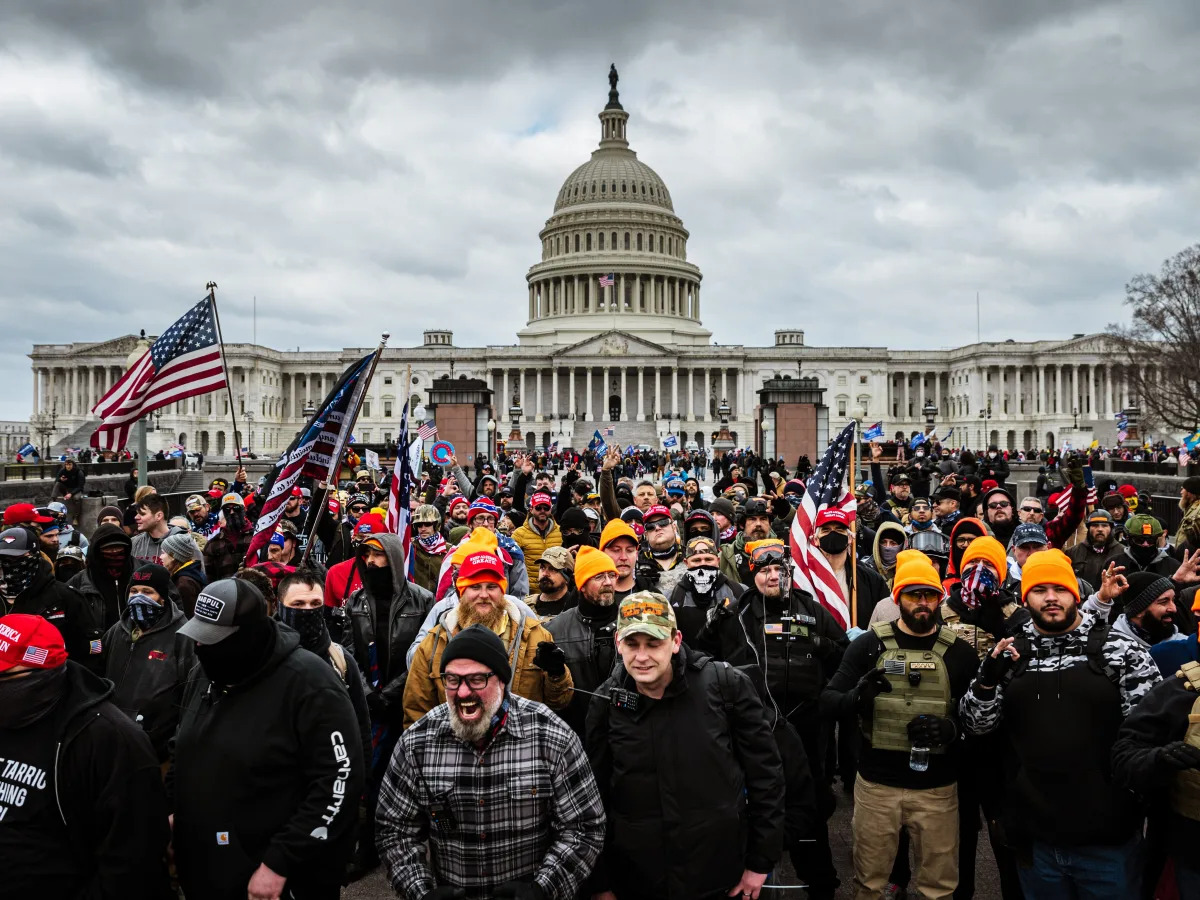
left=3, top=0, right=1198, bottom=421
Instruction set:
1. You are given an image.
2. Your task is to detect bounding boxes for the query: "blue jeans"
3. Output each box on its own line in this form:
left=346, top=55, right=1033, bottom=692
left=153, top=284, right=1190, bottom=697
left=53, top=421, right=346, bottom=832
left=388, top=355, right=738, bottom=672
left=1017, top=836, right=1142, bottom=899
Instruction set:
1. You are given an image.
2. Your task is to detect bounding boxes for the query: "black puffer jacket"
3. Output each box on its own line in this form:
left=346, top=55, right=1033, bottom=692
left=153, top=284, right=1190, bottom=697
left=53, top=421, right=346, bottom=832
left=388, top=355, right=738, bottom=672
left=102, top=600, right=198, bottom=760
left=0, top=662, right=172, bottom=898
left=68, top=524, right=134, bottom=630
left=170, top=622, right=365, bottom=898
left=585, top=646, right=785, bottom=898
left=8, top=559, right=103, bottom=673
left=340, top=533, right=435, bottom=710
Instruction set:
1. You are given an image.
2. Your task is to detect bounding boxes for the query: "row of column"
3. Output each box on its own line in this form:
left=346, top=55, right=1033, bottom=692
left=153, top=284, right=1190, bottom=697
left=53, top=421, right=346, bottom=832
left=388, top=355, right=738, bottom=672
left=893, top=363, right=1151, bottom=421
left=491, top=365, right=740, bottom=421
left=527, top=274, right=699, bottom=320
left=32, top=365, right=126, bottom=417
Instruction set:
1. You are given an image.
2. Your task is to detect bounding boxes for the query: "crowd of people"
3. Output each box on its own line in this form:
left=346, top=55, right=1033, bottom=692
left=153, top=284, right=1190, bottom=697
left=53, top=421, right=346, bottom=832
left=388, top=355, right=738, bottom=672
left=4, top=440, right=1200, bottom=899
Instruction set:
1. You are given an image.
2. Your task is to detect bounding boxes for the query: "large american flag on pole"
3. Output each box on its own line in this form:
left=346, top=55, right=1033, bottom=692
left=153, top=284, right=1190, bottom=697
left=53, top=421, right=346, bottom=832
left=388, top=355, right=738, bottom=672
left=244, top=352, right=375, bottom=565
left=387, top=400, right=415, bottom=578
left=91, top=297, right=227, bottom=450
left=789, top=422, right=858, bottom=630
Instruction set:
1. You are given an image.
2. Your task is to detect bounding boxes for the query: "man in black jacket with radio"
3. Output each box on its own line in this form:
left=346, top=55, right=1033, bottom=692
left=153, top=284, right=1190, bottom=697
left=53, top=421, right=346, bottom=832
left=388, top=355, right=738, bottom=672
left=700, top=537, right=846, bottom=899
left=586, top=592, right=785, bottom=900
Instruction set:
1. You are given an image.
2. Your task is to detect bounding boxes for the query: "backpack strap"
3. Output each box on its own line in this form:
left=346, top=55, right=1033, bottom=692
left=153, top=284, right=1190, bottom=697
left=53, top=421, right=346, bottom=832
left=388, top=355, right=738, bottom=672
left=327, top=642, right=349, bottom=681
left=872, top=621, right=899, bottom=651
left=1085, top=622, right=1119, bottom=685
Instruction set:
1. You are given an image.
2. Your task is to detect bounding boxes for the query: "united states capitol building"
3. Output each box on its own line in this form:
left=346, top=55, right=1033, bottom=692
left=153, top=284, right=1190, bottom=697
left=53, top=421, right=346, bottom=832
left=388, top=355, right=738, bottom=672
left=29, top=72, right=1139, bottom=462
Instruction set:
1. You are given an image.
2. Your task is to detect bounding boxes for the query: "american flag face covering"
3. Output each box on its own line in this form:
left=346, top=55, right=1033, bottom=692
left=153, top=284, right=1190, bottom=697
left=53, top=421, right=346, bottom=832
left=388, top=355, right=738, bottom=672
left=961, top=563, right=1000, bottom=610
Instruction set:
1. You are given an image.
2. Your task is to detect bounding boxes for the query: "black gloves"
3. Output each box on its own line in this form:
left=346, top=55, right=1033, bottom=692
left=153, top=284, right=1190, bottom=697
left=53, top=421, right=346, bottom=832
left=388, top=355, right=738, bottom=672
left=1159, top=741, right=1200, bottom=773
left=494, top=882, right=544, bottom=900
left=533, top=641, right=567, bottom=677
left=704, top=594, right=738, bottom=628
left=907, top=714, right=957, bottom=748
left=365, top=690, right=390, bottom=720
left=854, top=668, right=892, bottom=715
left=421, top=888, right=467, bottom=900
left=977, top=645, right=1017, bottom=689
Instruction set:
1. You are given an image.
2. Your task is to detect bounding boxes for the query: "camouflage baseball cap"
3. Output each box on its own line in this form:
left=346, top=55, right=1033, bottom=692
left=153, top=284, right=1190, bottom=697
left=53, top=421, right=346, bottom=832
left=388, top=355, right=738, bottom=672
left=617, top=591, right=677, bottom=641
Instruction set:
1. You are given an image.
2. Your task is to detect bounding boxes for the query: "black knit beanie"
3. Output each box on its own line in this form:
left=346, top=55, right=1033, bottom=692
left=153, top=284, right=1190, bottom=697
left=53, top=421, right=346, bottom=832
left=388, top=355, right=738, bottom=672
left=441, top=624, right=512, bottom=684
left=1123, top=572, right=1174, bottom=619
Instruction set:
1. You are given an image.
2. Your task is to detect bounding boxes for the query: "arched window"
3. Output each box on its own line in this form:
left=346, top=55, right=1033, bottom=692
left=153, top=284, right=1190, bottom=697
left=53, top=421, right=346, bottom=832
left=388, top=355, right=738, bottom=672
left=636, top=233, right=642, bottom=250
left=586, top=233, right=592, bottom=251
left=591, top=182, right=596, bottom=194
left=574, top=233, right=580, bottom=252
left=601, top=182, right=606, bottom=193
left=611, top=231, right=617, bottom=248
left=624, top=232, right=630, bottom=250
left=658, top=235, right=663, bottom=253
left=621, top=182, right=627, bottom=194
left=641, top=183, right=646, bottom=195
left=611, top=182, right=616, bottom=193
left=555, top=237, right=561, bottom=254
left=598, top=233, right=605, bottom=250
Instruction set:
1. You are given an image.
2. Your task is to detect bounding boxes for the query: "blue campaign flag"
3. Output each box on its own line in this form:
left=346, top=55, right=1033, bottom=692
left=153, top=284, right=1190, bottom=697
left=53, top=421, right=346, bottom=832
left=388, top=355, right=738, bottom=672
left=15, top=442, right=37, bottom=458
left=663, top=434, right=679, bottom=449
left=588, top=429, right=608, bottom=455
left=1185, top=431, right=1200, bottom=452
left=909, top=431, right=928, bottom=451
left=863, top=422, right=884, bottom=441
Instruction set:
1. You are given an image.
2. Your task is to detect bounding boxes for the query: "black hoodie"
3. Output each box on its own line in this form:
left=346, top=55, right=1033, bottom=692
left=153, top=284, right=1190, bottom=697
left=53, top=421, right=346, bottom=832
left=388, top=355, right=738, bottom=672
left=0, top=661, right=173, bottom=898
left=9, top=559, right=103, bottom=674
left=170, top=621, right=364, bottom=897
left=68, top=524, right=134, bottom=630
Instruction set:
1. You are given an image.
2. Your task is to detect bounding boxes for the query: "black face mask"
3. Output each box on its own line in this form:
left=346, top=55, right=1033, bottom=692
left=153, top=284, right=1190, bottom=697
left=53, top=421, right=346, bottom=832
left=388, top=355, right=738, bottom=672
left=561, top=531, right=587, bottom=549
left=363, top=565, right=393, bottom=599
left=195, top=618, right=275, bottom=686
left=223, top=509, right=246, bottom=532
left=0, top=554, right=40, bottom=601
left=0, top=666, right=66, bottom=729
left=1129, top=542, right=1158, bottom=565
left=278, top=605, right=330, bottom=653
left=818, top=532, right=850, bottom=554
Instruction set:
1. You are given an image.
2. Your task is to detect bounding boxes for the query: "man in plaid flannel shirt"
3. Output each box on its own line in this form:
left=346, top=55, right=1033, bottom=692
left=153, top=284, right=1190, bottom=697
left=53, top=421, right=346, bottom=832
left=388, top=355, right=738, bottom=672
left=376, top=624, right=605, bottom=899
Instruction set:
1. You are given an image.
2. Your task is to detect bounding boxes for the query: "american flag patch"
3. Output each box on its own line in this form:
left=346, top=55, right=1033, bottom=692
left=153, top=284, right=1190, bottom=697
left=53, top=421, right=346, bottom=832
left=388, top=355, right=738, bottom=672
left=22, top=646, right=48, bottom=665
left=89, top=639, right=103, bottom=654
left=883, top=659, right=906, bottom=676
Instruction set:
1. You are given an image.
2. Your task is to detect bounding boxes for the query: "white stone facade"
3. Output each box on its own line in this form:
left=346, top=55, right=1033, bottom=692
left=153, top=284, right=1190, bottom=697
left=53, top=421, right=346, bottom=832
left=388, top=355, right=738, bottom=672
left=26, top=77, right=1149, bottom=459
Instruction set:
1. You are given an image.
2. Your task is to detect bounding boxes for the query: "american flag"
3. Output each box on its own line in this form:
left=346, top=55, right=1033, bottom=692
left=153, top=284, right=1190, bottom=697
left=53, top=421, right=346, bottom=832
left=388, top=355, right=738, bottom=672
left=244, top=352, right=376, bottom=565
left=387, top=400, right=416, bottom=578
left=598, top=273, right=615, bottom=287
left=91, top=297, right=227, bottom=450
left=789, top=422, right=858, bottom=630
left=604, top=427, right=615, bottom=437
left=22, top=645, right=48, bottom=665
left=417, top=421, right=438, bottom=442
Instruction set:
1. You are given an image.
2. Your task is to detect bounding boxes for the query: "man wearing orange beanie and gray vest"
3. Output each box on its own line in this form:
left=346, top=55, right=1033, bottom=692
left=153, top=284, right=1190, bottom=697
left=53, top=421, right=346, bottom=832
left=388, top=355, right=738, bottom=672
left=822, top=550, right=979, bottom=899
left=961, top=548, right=1161, bottom=898
left=403, top=543, right=572, bottom=729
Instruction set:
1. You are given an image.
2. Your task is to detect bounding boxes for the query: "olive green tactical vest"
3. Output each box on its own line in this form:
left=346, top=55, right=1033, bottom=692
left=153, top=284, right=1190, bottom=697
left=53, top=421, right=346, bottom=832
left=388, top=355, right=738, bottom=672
left=862, top=622, right=956, bottom=754
left=1171, top=661, right=1200, bottom=821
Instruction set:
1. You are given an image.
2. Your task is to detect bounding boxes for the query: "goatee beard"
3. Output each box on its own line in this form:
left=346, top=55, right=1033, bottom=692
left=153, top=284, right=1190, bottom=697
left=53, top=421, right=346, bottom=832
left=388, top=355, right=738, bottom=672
left=447, top=691, right=504, bottom=743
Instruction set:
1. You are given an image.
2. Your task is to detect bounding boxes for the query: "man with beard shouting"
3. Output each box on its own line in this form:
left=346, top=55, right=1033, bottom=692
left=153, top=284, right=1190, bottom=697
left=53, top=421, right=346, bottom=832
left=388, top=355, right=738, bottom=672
left=822, top=551, right=979, bottom=899
left=960, top=549, right=1161, bottom=898
left=403, top=545, right=573, bottom=729
left=377, top=625, right=605, bottom=899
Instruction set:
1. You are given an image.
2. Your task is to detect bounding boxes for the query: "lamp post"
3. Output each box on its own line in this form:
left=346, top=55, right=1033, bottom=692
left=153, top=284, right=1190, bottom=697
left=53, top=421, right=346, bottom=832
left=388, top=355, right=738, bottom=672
left=851, top=405, right=867, bottom=490
left=977, top=404, right=993, bottom=450
left=486, top=417, right=496, bottom=461
left=760, top=418, right=771, bottom=459
left=1071, top=407, right=1079, bottom=430
left=507, top=394, right=525, bottom=451
left=923, top=400, right=938, bottom=433
left=245, top=411, right=255, bottom=457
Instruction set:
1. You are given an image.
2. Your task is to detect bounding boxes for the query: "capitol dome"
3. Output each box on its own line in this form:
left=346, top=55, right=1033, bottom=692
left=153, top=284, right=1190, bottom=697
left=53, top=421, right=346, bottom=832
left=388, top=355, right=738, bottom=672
left=518, top=67, right=710, bottom=349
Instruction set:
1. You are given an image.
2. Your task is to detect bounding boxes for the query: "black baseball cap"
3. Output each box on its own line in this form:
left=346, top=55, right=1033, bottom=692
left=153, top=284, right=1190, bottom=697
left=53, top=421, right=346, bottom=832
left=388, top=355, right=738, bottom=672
left=743, top=498, right=771, bottom=518
left=178, top=578, right=268, bottom=645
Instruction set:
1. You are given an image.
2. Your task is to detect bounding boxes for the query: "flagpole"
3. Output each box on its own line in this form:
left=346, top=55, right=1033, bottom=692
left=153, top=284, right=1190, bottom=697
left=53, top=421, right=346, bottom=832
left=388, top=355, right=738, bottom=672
left=849, top=419, right=859, bottom=630
left=299, top=334, right=389, bottom=566
left=206, top=281, right=242, bottom=468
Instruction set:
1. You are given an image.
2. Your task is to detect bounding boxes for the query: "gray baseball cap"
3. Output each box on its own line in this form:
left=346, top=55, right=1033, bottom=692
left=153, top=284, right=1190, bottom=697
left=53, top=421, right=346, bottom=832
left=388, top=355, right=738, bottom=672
left=178, top=578, right=267, bottom=645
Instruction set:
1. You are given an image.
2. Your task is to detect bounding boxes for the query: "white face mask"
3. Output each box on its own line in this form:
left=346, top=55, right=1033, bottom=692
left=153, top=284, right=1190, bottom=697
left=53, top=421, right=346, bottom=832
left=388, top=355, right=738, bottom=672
left=689, top=565, right=719, bottom=594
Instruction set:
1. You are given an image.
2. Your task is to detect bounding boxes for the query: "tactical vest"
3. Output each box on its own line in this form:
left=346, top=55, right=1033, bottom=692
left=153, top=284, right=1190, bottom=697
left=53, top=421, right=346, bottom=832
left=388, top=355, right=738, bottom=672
left=1170, top=661, right=1200, bottom=821
left=863, top=622, right=956, bottom=753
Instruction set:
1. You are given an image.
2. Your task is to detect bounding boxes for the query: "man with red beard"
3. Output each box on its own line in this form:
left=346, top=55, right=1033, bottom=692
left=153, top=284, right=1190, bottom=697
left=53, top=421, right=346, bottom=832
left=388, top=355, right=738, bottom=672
left=402, top=545, right=573, bottom=729
left=377, top=625, right=605, bottom=899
